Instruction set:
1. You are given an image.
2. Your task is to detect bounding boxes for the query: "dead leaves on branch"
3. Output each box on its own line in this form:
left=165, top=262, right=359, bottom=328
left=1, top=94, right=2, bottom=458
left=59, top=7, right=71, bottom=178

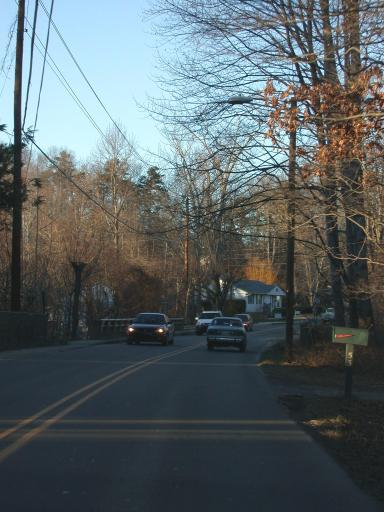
left=264, top=69, right=384, bottom=174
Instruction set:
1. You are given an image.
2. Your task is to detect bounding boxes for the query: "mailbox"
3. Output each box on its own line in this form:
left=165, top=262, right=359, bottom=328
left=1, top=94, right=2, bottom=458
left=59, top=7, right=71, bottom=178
left=332, top=327, right=368, bottom=346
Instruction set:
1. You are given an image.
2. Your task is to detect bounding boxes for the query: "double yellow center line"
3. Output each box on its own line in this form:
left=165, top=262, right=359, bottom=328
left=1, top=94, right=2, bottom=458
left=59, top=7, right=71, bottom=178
left=0, top=343, right=202, bottom=464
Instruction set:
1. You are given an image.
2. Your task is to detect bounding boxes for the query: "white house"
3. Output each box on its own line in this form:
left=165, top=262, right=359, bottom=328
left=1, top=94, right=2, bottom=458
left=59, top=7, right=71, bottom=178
left=231, top=280, right=286, bottom=315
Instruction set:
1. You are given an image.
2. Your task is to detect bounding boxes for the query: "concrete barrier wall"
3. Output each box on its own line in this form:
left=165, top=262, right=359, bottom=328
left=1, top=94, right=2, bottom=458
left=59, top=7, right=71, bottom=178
left=0, top=312, right=48, bottom=350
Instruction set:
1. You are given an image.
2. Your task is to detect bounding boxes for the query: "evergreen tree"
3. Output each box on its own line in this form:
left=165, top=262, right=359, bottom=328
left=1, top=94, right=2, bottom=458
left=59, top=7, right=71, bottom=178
left=0, top=143, right=15, bottom=214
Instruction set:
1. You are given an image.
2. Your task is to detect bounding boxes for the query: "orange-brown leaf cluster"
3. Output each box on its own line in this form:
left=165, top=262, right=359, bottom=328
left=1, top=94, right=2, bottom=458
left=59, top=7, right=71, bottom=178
left=243, top=256, right=277, bottom=284
left=263, top=69, right=384, bottom=176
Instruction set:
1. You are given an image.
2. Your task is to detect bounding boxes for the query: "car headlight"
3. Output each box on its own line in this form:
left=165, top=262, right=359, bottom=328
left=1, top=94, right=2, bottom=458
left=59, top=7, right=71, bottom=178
left=156, top=328, right=166, bottom=334
left=128, top=327, right=135, bottom=333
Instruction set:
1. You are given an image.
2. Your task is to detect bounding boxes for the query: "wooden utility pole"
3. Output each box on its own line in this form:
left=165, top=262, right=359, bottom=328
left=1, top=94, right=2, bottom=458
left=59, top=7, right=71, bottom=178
left=71, top=262, right=86, bottom=339
left=11, top=0, right=25, bottom=311
left=285, top=99, right=297, bottom=361
left=184, top=196, right=190, bottom=321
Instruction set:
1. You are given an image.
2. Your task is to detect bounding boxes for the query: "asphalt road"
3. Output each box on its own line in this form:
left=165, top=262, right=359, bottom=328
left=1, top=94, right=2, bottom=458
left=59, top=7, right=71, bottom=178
left=0, top=323, right=380, bottom=512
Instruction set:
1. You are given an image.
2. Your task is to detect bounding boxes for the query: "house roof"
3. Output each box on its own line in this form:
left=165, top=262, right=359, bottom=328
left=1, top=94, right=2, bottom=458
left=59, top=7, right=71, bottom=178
left=234, top=280, right=285, bottom=295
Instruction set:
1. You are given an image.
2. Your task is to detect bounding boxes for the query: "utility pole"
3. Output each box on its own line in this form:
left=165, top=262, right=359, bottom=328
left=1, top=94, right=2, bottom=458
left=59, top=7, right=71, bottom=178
left=11, top=0, right=25, bottom=311
left=71, top=261, right=86, bottom=339
left=184, top=196, right=190, bottom=322
left=224, top=93, right=297, bottom=351
left=285, top=98, right=297, bottom=361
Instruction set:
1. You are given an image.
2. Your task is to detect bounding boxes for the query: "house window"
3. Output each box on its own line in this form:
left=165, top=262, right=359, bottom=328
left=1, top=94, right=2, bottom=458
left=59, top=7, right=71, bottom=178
left=248, top=295, right=255, bottom=304
left=256, top=295, right=263, bottom=304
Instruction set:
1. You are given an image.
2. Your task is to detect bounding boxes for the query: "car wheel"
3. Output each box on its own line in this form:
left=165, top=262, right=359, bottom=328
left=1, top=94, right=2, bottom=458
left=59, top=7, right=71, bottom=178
left=169, top=336, right=174, bottom=345
left=126, top=339, right=132, bottom=345
left=239, top=343, right=246, bottom=353
left=207, top=344, right=213, bottom=351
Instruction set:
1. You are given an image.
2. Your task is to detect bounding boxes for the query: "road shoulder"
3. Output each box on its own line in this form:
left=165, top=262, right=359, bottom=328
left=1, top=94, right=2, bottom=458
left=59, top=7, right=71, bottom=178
left=259, top=342, right=384, bottom=505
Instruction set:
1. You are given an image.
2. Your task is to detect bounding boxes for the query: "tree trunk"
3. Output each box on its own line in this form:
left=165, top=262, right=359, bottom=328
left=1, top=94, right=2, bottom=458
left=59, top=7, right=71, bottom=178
left=341, top=160, right=372, bottom=327
left=341, top=0, right=372, bottom=327
left=323, top=182, right=347, bottom=326
left=319, top=0, right=346, bottom=325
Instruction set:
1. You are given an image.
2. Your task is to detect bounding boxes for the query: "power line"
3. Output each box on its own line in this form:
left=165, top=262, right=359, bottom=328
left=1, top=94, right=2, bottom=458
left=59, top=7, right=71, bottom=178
left=24, top=133, right=186, bottom=237
left=37, top=0, right=145, bottom=164
left=7, top=129, right=294, bottom=243
left=26, top=134, right=138, bottom=233
left=0, top=17, right=17, bottom=76
left=0, top=17, right=17, bottom=99
left=7, top=11, right=287, bottom=241
left=22, top=6, right=147, bottom=167
left=23, top=0, right=54, bottom=180
left=22, top=16, right=106, bottom=139
left=22, top=0, right=39, bottom=130
left=32, top=0, right=54, bottom=131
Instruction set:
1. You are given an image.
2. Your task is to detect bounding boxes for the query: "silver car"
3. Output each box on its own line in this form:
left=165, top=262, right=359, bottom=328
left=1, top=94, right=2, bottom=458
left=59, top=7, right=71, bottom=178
left=321, top=307, right=335, bottom=322
left=206, top=317, right=247, bottom=352
left=195, top=310, right=223, bottom=335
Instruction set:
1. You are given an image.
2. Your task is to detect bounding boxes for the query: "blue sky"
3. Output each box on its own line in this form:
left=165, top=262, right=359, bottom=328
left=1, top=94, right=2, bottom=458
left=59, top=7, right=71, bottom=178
left=0, top=0, right=166, bottom=163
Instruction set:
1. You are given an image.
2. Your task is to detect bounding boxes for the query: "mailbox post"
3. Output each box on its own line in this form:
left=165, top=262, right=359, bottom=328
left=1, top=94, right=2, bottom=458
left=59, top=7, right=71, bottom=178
left=332, top=327, right=368, bottom=399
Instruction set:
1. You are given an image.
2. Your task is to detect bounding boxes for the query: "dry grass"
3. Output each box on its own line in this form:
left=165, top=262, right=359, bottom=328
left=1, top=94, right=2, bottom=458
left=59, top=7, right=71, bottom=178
left=260, top=341, right=384, bottom=503
left=283, top=396, right=384, bottom=502
left=295, top=342, right=384, bottom=378
left=260, top=342, right=384, bottom=390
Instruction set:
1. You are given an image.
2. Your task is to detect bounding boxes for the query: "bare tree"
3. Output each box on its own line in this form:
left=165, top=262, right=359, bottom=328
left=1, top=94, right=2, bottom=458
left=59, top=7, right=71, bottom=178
left=147, top=0, right=384, bottom=330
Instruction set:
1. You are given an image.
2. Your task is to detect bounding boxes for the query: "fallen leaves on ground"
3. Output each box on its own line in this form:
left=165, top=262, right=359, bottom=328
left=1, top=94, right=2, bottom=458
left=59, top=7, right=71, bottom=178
left=259, top=342, right=384, bottom=502
left=281, top=396, right=384, bottom=502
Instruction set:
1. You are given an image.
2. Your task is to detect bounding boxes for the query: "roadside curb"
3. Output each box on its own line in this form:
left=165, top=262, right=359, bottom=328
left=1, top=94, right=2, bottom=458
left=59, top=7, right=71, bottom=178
left=62, top=337, right=125, bottom=349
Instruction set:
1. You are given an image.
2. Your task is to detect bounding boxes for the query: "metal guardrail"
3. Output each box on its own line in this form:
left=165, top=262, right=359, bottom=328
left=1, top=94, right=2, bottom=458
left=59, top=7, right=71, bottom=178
left=169, top=317, right=185, bottom=329
left=99, top=318, right=134, bottom=335
left=98, top=317, right=185, bottom=336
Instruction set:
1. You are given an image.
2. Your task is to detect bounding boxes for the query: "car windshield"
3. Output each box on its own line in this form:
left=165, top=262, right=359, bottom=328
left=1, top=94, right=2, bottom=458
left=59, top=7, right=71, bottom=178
left=212, top=318, right=242, bottom=327
left=236, top=315, right=248, bottom=321
left=135, top=314, right=165, bottom=324
left=200, top=312, right=219, bottom=319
